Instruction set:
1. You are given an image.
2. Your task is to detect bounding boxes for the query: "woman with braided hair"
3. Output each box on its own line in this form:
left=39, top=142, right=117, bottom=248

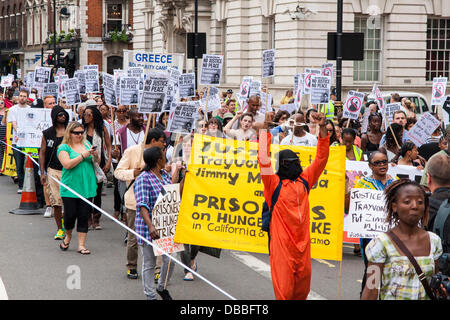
left=361, top=179, right=446, bottom=300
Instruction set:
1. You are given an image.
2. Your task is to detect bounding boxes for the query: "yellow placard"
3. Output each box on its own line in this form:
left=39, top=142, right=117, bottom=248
left=1, top=113, right=16, bottom=176
left=174, top=134, right=346, bottom=261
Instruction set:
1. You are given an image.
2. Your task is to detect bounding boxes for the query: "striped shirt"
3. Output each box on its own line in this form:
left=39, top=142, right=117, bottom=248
left=133, top=170, right=172, bottom=245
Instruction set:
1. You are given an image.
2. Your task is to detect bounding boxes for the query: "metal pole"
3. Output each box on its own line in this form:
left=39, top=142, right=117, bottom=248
left=336, top=0, right=343, bottom=102
left=194, top=0, right=198, bottom=90
left=54, top=0, right=58, bottom=69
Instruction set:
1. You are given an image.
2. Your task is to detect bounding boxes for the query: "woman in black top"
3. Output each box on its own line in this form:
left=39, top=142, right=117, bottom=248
left=361, top=112, right=383, bottom=154
left=82, top=106, right=112, bottom=230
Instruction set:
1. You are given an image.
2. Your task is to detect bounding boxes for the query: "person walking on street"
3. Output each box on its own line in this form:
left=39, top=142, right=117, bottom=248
left=57, top=122, right=99, bottom=254
left=258, top=111, right=329, bottom=300
left=39, top=106, right=70, bottom=240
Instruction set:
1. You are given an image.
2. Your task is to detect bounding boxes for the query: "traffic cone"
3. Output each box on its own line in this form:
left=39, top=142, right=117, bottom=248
left=10, top=154, right=45, bottom=215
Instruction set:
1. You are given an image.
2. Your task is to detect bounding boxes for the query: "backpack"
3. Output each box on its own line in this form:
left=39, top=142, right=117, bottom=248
left=261, top=176, right=309, bottom=233
left=433, top=198, right=450, bottom=253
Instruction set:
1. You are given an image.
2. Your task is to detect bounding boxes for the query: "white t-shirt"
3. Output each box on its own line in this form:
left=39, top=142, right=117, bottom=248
left=280, top=131, right=318, bottom=146
left=126, top=128, right=144, bottom=149
left=7, top=104, right=30, bottom=143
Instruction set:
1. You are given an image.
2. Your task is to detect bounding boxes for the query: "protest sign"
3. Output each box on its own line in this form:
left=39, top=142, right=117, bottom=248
left=294, top=74, right=302, bottom=96
left=382, top=102, right=401, bottom=124
left=200, top=54, right=223, bottom=85
left=295, top=75, right=304, bottom=110
left=238, top=77, right=252, bottom=102
left=63, top=78, right=81, bottom=106
left=249, top=80, right=261, bottom=97
left=166, top=102, right=198, bottom=134
left=200, top=86, right=221, bottom=113
left=280, top=103, right=297, bottom=114
left=127, top=67, right=144, bottom=79
left=443, top=96, right=450, bottom=129
left=138, top=74, right=169, bottom=114
left=407, top=112, right=441, bottom=147
left=343, top=90, right=365, bottom=120
left=84, top=66, right=100, bottom=93
left=1, top=114, right=16, bottom=177
left=120, top=77, right=140, bottom=105
left=321, top=62, right=334, bottom=78
left=162, top=68, right=181, bottom=112
left=1, top=75, right=14, bottom=88
left=152, top=183, right=185, bottom=256
left=431, top=77, right=447, bottom=106
left=26, top=72, right=34, bottom=88
left=361, top=106, right=371, bottom=133
left=57, top=75, right=69, bottom=98
left=174, top=134, right=346, bottom=260
left=179, top=73, right=196, bottom=98
left=43, top=83, right=59, bottom=102
left=16, top=108, right=52, bottom=148
left=262, top=49, right=275, bottom=78
left=260, top=92, right=273, bottom=113
left=74, top=70, right=86, bottom=95
left=303, top=68, right=321, bottom=95
left=56, top=68, right=66, bottom=76
left=33, top=67, right=51, bottom=88
left=346, top=189, right=388, bottom=239
left=123, top=50, right=184, bottom=72
left=309, top=75, right=331, bottom=105
left=372, top=83, right=384, bottom=111
left=103, top=73, right=118, bottom=107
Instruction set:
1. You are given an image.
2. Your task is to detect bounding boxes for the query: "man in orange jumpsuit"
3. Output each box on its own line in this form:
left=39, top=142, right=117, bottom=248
left=258, top=111, right=329, bottom=300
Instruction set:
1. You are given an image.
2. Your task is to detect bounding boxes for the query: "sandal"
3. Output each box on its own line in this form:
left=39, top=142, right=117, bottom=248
left=60, top=240, right=70, bottom=251
left=77, top=248, right=91, bottom=255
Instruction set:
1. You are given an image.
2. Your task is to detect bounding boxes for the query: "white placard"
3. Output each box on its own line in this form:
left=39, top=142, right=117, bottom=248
left=123, top=50, right=184, bottom=73
left=309, top=75, right=331, bottom=105
left=200, top=54, right=223, bottom=85
left=84, top=67, right=100, bottom=93
left=382, top=102, right=402, bottom=124
left=431, top=77, right=447, bottom=106
left=33, top=67, right=51, bottom=88
left=321, top=62, right=334, bottom=78
left=346, top=189, right=389, bottom=239
left=262, top=49, right=275, bottom=78
left=74, top=70, right=86, bottom=95
left=63, top=78, right=81, bottom=106
left=407, top=112, right=441, bottom=147
left=200, top=86, right=221, bottom=113
left=43, top=83, right=59, bottom=102
left=166, top=102, right=199, bottom=134
left=343, top=90, right=365, bottom=120
left=372, top=83, right=384, bottom=111
left=178, top=73, right=196, bottom=98
left=119, top=77, right=140, bottom=105
left=303, top=68, right=321, bottom=95
left=138, top=74, right=169, bottom=114
left=151, top=184, right=185, bottom=256
left=103, top=73, right=118, bottom=107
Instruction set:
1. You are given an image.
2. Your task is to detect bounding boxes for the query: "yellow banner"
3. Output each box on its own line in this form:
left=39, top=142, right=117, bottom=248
left=1, top=113, right=16, bottom=176
left=174, top=134, right=346, bottom=261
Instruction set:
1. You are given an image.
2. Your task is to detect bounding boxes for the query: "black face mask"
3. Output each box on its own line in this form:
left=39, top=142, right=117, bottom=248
left=277, top=149, right=303, bottom=181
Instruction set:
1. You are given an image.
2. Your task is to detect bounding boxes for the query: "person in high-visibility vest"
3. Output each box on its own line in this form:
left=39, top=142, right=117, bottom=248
left=341, top=128, right=363, bottom=161
left=320, top=87, right=336, bottom=120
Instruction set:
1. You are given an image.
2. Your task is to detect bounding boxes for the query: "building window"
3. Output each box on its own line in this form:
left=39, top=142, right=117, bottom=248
left=353, top=15, right=382, bottom=82
left=426, top=18, right=450, bottom=81
left=106, top=3, right=123, bottom=32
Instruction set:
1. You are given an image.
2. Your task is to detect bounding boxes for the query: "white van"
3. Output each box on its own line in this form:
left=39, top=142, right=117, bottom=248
left=366, top=91, right=431, bottom=115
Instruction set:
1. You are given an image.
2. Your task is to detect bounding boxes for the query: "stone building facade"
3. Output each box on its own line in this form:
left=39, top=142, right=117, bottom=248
left=133, top=0, right=450, bottom=105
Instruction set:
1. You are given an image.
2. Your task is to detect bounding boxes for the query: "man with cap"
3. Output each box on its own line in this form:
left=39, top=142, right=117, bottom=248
left=320, top=87, right=336, bottom=120
left=224, top=89, right=233, bottom=104
left=258, top=111, right=329, bottom=300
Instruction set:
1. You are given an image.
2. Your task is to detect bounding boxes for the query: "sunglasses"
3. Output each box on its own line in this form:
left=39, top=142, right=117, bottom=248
left=370, top=160, right=388, bottom=166
left=116, top=110, right=127, bottom=113
left=71, top=131, right=84, bottom=135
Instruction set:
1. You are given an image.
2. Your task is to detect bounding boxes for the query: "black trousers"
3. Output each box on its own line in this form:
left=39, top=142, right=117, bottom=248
left=62, top=197, right=93, bottom=233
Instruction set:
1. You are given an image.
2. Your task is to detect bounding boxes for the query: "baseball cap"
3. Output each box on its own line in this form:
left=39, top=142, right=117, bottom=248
left=223, top=112, right=234, bottom=119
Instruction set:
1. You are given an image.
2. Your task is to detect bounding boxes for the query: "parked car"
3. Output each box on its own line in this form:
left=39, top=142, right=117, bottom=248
left=366, top=91, right=431, bottom=115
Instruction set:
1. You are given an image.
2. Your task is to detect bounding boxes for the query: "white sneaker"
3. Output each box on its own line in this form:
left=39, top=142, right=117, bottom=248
left=43, top=206, right=52, bottom=218
left=17, top=189, right=22, bottom=194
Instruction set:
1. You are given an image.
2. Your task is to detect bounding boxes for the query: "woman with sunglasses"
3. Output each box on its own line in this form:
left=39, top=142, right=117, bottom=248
left=349, top=151, right=396, bottom=297
left=57, top=122, right=99, bottom=254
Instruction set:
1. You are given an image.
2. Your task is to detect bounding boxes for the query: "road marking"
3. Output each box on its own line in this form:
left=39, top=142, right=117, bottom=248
left=313, top=259, right=335, bottom=268
left=0, top=277, right=8, bottom=300
left=229, top=251, right=327, bottom=300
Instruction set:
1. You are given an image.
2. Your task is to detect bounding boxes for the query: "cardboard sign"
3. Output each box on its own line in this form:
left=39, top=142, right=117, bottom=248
left=166, top=102, right=199, bottom=134
left=346, top=189, right=388, bottom=239
left=151, top=184, right=185, bottom=256
left=179, top=73, right=196, bottom=98
left=343, top=90, right=365, bottom=120
left=431, top=77, right=447, bottom=106
left=407, top=112, right=441, bottom=147
left=138, top=74, right=169, bottom=114
left=262, top=49, right=275, bottom=78
left=309, top=75, right=331, bottom=105
left=200, top=54, right=223, bottom=85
